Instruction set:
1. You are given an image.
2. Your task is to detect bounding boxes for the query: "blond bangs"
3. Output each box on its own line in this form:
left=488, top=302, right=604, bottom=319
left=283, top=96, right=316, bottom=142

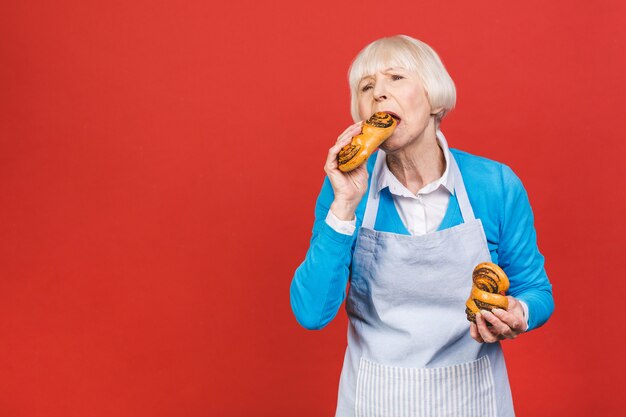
left=348, top=39, right=420, bottom=93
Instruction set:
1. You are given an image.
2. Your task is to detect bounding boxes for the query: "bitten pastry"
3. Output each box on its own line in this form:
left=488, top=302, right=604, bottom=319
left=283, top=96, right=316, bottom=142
left=337, top=112, right=397, bottom=172
left=466, top=262, right=510, bottom=323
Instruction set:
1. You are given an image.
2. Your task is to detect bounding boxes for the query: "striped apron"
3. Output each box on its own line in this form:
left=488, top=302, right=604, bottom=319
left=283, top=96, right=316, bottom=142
left=335, top=143, right=515, bottom=417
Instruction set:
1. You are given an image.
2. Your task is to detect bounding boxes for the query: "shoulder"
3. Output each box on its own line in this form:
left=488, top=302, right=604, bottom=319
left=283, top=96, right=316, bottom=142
left=451, top=148, right=524, bottom=194
left=451, top=148, right=505, bottom=178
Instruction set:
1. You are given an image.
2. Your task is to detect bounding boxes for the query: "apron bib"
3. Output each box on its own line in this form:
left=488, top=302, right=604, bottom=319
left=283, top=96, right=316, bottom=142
left=335, top=134, right=515, bottom=417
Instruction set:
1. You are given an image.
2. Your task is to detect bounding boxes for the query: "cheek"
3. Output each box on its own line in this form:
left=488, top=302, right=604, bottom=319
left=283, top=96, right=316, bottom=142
left=406, top=89, right=430, bottom=109
left=404, top=92, right=432, bottom=122
left=357, top=102, right=370, bottom=120
left=357, top=92, right=377, bottom=119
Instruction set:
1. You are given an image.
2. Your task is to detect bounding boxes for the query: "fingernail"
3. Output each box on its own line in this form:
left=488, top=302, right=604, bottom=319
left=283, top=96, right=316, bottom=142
left=492, top=308, right=502, bottom=314
left=480, top=310, right=489, bottom=315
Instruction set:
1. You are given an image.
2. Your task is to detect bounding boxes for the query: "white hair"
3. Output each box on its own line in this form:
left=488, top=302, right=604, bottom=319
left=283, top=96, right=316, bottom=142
left=348, top=35, right=456, bottom=124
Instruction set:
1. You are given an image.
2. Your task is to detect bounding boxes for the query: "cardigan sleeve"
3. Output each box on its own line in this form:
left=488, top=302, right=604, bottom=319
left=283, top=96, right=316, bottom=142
left=497, top=164, right=554, bottom=331
left=289, top=177, right=357, bottom=330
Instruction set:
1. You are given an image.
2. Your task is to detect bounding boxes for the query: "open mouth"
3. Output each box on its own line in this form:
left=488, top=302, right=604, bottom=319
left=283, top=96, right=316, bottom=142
left=384, top=111, right=402, bottom=124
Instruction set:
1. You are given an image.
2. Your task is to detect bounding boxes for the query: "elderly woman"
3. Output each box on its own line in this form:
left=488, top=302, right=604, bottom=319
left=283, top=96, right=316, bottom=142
left=290, top=35, right=554, bottom=417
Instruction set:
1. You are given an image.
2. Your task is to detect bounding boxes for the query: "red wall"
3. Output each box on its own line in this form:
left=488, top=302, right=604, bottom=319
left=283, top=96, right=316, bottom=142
left=1, top=1, right=625, bottom=415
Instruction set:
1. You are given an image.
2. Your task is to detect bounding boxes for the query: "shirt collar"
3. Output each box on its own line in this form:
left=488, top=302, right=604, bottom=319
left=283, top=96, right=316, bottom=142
left=373, top=130, right=455, bottom=198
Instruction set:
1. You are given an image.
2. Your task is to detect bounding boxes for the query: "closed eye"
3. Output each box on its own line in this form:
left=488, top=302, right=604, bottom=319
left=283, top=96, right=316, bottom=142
left=361, top=83, right=373, bottom=92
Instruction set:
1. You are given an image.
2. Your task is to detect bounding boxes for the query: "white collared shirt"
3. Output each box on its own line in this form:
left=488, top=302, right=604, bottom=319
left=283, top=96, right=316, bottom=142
left=326, top=134, right=453, bottom=236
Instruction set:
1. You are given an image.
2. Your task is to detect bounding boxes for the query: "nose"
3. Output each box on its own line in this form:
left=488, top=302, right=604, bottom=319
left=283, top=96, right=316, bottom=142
left=373, top=82, right=388, bottom=102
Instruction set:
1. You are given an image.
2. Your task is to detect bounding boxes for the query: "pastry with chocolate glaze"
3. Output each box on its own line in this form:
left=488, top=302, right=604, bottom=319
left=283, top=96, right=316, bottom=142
left=466, top=262, right=510, bottom=323
left=337, top=112, right=397, bottom=172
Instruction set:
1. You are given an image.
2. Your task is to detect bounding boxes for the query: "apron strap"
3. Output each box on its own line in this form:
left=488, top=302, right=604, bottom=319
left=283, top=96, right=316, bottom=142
left=361, top=131, right=476, bottom=230
left=449, top=153, right=476, bottom=222
left=437, top=130, right=476, bottom=222
left=362, top=150, right=385, bottom=230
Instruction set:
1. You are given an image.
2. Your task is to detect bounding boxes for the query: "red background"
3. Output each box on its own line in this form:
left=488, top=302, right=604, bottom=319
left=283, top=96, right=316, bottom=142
left=1, top=1, right=625, bottom=416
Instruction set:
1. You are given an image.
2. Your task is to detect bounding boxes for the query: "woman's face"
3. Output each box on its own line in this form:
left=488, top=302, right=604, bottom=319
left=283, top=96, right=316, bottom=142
left=356, top=67, right=439, bottom=152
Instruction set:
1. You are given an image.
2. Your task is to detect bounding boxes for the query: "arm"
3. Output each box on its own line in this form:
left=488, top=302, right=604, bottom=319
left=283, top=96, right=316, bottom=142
left=497, top=164, right=554, bottom=331
left=290, top=122, right=368, bottom=330
left=289, top=177, right=357, bottom=330
left=471, top=164, right=554, bottom=342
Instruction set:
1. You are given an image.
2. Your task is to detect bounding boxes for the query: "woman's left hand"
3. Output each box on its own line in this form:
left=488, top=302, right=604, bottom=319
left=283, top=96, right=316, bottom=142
left=470, top=296, right=528, bottom=343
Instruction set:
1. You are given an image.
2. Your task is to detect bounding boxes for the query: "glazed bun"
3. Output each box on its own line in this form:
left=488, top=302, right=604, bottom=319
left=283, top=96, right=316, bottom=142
left=337, top=112, right=397, bottom=172
left=465, top=262, right=510, bottom=323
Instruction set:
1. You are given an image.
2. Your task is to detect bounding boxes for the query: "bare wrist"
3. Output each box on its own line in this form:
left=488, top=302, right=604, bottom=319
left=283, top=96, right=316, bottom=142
left=330, top=200, right=357, bottom=221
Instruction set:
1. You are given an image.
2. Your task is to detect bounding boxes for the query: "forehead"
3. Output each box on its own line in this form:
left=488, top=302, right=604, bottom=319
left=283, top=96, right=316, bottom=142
left=358, top=67, right=407, bottom=81
left=350, top=44, right=419, bottom=86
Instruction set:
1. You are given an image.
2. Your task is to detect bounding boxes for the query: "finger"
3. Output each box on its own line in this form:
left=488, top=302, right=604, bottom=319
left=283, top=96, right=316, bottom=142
left=506, top=296, right=529, bottom=332
left=326, top=122, right=366, bottom=175
left=326, top=127, right=364, bottom=173
left=334, top=123, right=363, bottom=148
left=475, top=313, right=499, bottom=343
left=328, top=127, right=361, bottom=158
left=470, top=322, right=484, bottom=343
left=333, top=130, right=362, bottom=158
left=332, top=135, right=353, bottom=154
left=326, top=141, right=350, bottom=172
left=492, top=309, right=528, bottom=339
left=480, top=309, right=512, bottom=338
left=345, top=163, right=369, bottom=191
left=492, top=308, right=526, bottom=334
left=350, top=160, right=368, bottom=176
left=336, top=121, right=364, bottom=143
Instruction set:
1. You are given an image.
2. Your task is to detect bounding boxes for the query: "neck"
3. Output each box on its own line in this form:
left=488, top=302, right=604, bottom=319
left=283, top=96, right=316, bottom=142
left=385, top=124, right=445, bottom=195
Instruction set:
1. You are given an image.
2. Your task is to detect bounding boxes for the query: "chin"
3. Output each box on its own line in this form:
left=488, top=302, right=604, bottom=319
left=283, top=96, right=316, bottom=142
left=380, top=135, right=408, bottom=154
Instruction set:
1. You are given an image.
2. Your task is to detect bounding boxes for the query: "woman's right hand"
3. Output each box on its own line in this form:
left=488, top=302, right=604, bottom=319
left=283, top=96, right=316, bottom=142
left=324, top=122, right=369, bottom=221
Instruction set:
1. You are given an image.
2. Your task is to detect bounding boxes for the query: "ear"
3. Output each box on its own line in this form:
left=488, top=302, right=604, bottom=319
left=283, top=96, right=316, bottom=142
left=430, top=106, right=444, bottom=116
left=423, top=88, right=443, bottom=116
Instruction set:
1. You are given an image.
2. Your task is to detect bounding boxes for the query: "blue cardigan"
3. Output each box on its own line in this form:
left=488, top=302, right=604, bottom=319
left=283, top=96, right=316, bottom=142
left=290, top=149, right=554, bottom=332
